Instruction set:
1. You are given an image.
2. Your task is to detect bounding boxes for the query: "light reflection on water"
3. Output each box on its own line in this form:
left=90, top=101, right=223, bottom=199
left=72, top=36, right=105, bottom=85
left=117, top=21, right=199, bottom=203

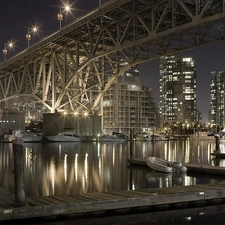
left=133, top=139, right=225, bottom=166
left=0, top=139, right=225, bottom=197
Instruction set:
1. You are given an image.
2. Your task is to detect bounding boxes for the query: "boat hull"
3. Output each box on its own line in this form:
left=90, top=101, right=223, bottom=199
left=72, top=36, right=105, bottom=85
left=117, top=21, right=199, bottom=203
left=99, top=138, right=126, bottom=142
left=22, top=136, right=43, bottom=142
left=46, top=130, right=81, bottom=142
left=46, top=136, right=81, bottom=142
left=146, top=157, right=173, bottom=173
left=8, top=131, right=43, bottom=143
left=97, top=135, right=127, bottom=142
left=134, top=137, right=150, bottom=141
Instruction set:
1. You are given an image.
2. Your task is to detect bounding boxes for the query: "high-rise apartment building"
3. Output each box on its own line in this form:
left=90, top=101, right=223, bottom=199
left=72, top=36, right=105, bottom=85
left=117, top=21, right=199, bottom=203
left=209, top=70, right=225, bottom=127
left=102, top=63, right=157, bottom=135
left=159, top=54, right=197, bottom=125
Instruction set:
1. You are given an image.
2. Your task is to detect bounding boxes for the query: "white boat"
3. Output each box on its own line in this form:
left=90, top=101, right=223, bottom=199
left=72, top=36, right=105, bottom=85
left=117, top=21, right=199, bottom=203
left=146, top=157, right=187, bottom=173
left=146, top=157, right=174, bottom=173
left=46, top=131, right=81, bottom=142
left=150, top=134, right=169, bottom=141
left=134, top=134, right=150, bottom=141
left=8, top=130, right=44, bottom=142
left=97, top=134, right=127, bottom=142
left=190, top=132, right=215, bottom=140
left=21, top=132, right=44, bottom=142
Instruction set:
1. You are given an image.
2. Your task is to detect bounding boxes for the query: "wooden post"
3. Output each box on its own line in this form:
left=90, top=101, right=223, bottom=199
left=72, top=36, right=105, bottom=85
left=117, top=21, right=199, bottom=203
left=130, top=129, right=134, bottom=159
left=13, top=138, right=26, bottom=207
left=215, top=134, right=220, bottom=153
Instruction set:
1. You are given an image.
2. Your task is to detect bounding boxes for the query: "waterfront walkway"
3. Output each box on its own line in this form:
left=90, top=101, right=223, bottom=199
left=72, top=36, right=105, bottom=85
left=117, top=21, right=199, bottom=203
left=1, top=158, right=225, bottom=222
left=1, top=182, right=225, bottom=222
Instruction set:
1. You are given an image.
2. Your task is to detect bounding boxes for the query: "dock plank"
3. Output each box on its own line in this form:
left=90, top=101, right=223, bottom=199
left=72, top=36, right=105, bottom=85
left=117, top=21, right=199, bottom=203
left=25, top=197, right=46, bottom=206
left=31, top=196, right=60, bottom=205
left=54, top=195, right=83, bottom=203
left=123, top=190, right=156, bottom=197
left=82, top=192, right=121, bottom=201
left=80, top=193, right=106, bottom=201
left=48, top=195, right=74, bottom=204
left=107, top=191, right=139, bottom=198
left=94, top=192, right=135, bottom=200
left=64, top=194, right=101, bottom=202
left=92, top=191, right=127, bottom=200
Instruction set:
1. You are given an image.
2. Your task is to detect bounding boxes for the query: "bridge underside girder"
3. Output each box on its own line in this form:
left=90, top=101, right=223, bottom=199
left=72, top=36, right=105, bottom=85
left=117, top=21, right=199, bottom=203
left=0, top=0, right=225, bottom=114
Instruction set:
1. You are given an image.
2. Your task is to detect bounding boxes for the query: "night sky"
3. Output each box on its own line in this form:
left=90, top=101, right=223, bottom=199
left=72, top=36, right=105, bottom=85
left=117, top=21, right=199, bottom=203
left=1, top=0, right=225, bottom=123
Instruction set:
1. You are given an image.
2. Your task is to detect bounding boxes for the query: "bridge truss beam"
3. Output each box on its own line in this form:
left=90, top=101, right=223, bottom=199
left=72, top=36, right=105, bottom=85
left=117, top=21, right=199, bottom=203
left=0, top=0, right=225, bottom=114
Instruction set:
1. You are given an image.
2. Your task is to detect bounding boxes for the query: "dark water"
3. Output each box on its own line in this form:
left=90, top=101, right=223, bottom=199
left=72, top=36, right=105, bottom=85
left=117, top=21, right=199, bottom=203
left=38, top=205, right=225, bottom=225
left=1, top=139, right=225, bottom=224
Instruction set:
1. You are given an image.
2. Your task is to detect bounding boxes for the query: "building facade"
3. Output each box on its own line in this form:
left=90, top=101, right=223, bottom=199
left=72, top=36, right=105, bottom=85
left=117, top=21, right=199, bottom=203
left=43, top=113, right=102, bottom=137
left=0, top=108, right=25, bottom=141
left=102, top=63, right=157, bottom=135
left=159, top=54, right=197, bottom=126
left=209, top=70, right=225, bottom=127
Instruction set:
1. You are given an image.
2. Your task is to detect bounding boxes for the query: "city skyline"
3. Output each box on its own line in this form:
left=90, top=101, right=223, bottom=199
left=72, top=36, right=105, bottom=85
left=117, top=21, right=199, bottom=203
left=139, top=42, right=225, bottom=124
left=1, top=0, right=225, bottom=123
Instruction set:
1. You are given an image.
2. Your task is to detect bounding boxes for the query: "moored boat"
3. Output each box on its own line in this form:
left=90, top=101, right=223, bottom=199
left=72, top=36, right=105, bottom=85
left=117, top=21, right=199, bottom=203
left=21, top=132, right=44, bottom=142
left=190, top=132, right=215, bottom=140
left=150, top=134, right=169, bottom=141
left=8, top=130, right=44, bottom=142
left=97, top=134, right=127, bottom=142
left=46, top=131, right=81, bottom=142
left=146, top=157, right=174, bottom=173
left=134, top=134, right=150, bottom=141
left=146, top=157, right=187, bottom=173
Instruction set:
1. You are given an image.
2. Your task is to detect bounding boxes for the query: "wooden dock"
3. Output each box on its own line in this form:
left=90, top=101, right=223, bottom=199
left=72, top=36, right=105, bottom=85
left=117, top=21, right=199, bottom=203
left=128, top=158, right=225, bottom=175
left=211, top=152, right=225, bottom=158
left=1, top=181, right=225, bottom=222
left=1, top=158, right=225, bottom=222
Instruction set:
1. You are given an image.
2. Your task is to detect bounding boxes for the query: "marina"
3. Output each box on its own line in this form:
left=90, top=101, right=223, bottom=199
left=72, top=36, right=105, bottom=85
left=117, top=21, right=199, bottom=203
left=1, top=138, right=225, bottom=222
left=0, top=0, right=225, bottom=223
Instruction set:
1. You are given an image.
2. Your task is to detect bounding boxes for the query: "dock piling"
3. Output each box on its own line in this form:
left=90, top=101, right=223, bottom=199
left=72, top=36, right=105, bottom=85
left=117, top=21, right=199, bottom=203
left=130, top=129, right=134, bottom=159
left=13, top=138, right=26, bottom=207
left=215, top=134, right=221, bottom=153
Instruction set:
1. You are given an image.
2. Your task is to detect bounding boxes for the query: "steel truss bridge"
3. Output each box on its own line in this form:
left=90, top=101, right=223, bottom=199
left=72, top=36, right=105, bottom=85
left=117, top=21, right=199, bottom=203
left=0, top=0, right=225, bottom=115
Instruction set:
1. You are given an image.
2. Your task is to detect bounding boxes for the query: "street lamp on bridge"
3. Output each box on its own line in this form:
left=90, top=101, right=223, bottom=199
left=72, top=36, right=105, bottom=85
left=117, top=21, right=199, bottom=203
left=2, top=41, right=14, bottom=62
left=57, top=3, right=71, bottom=29
left=26, top=26, right=38, bottom=47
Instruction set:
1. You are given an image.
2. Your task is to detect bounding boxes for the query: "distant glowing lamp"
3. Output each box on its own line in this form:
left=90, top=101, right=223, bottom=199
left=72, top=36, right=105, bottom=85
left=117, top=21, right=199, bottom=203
left=57, top=12, right=63, bottom=21
left=2, top=48, right=7, bottom=56
left=26, top=26, right=38, bottom=47
left=58, top=4, right=71, bottom=28
left=3, top=42, right=14, bottom=61
left=26, top=33, right=31, bottom=41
